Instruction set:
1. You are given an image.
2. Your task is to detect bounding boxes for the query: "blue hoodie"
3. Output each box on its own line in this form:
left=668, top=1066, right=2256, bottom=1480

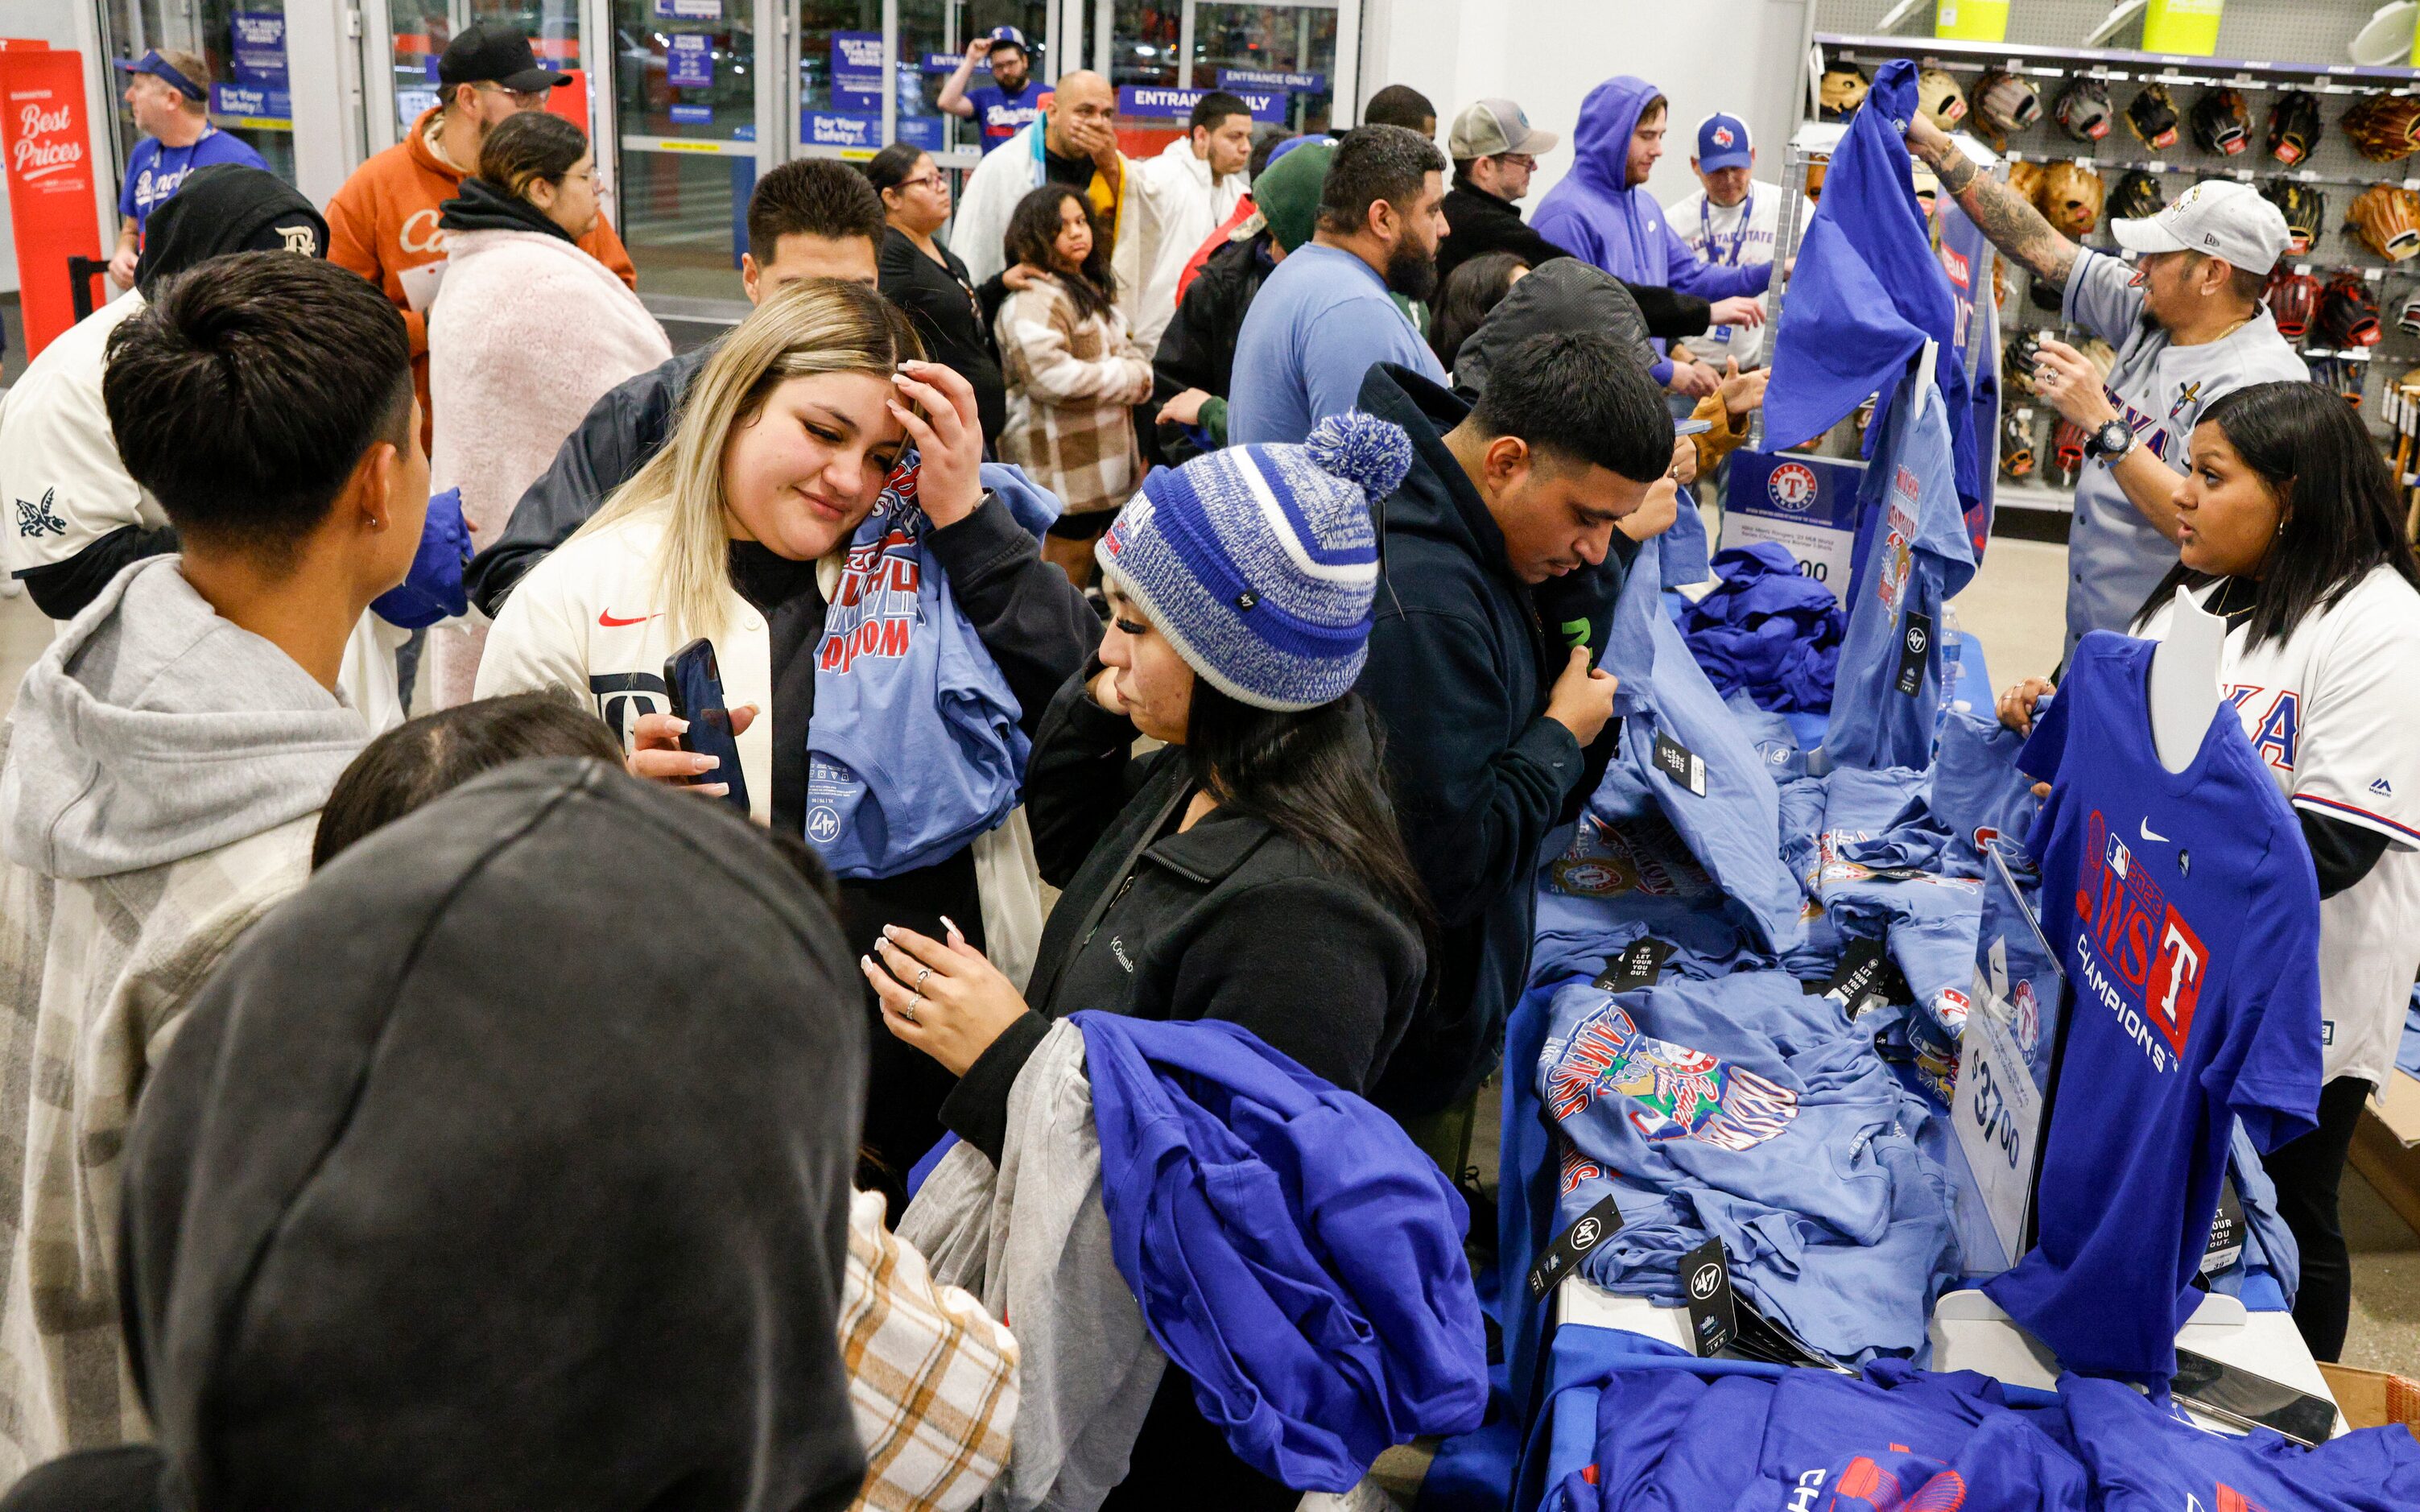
left=1530, top=76, right=1772, bottom=385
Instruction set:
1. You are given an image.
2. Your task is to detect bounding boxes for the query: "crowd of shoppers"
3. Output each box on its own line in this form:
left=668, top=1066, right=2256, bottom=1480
left=0, top=25, right=1887, bottom=1509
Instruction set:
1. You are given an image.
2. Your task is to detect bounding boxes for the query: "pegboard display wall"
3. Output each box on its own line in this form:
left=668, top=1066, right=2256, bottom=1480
left=1815, top=30, right=2420, bottom=510
left=1812, top=0, right=2415, bottom=65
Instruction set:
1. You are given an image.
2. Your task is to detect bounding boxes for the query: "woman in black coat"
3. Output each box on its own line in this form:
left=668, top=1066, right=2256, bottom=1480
left=866, top=143, right=1007, bottom=448
left=862, top=415, right=1433, bottom=1510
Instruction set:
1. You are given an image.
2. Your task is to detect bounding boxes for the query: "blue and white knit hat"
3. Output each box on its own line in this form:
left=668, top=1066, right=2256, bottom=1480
left=1095, top=411, right=1413, bottom=712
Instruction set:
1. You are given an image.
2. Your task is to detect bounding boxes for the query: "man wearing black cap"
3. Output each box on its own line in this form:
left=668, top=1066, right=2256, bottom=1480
left=105, top=47, right=267, bottom=285
left=326, top=23, right=636, bottom=450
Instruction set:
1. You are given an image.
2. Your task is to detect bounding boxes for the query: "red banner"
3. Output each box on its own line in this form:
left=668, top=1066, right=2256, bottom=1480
left=0, top=47, right=101, bottom=359
left=545, top=67, right=590, bottom=138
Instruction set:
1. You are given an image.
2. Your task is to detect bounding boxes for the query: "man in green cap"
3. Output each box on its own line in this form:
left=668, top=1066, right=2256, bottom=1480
left=1150, top=137, right=1333, bottom=462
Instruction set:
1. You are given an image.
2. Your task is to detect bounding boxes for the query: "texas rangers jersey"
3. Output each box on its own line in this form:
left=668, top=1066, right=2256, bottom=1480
left=2138, top=564, right=2420, bottom=1089
left=1985, top=633, right=2323, bottom=1381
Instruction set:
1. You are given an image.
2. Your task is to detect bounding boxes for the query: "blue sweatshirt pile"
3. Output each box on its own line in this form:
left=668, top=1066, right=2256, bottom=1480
left=1074, top=1012, right=1489, bottom=1492
left=1678, top=543, right=1846, bottom=713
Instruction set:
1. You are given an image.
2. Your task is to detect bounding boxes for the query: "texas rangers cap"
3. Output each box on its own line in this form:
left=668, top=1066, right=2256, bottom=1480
left=2110, top=178, right=2290, bottom=275
left=1447, top=99, right=1559, bottom=162
left=1695, top=113, right=1753, bottom=172
left=985, top=26, right=1030, bottom=55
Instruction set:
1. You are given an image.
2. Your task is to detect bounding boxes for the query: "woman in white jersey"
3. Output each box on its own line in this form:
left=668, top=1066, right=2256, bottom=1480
left=2000, top=379, right=2420, bottom=1362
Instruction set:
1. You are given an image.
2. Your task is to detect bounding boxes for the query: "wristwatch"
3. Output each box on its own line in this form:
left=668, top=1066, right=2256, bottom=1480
left=2083, top=419, right=2135, bottom=462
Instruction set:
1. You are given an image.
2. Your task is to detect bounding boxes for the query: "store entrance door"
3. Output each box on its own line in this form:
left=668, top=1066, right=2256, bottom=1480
left=605, top=0, right=775, bottom=310
left=1101, top=0, right=1357, bottom=153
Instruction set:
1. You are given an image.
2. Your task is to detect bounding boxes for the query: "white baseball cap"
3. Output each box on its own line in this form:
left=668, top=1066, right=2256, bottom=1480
left=2109, top=179, right=2290, bottom=275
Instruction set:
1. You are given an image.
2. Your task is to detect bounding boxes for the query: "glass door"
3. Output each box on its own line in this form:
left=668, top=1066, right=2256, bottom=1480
left=1103, top=0, right=1348, bottom=160
left=794, top=0, right=882, bottom=158
left=611, top=0, right=767, bottom=301
left=98, top=0, right=298, bottom=187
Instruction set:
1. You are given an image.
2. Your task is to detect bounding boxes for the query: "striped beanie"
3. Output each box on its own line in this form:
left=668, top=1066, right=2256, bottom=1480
left=1096, top=411, right=1413, bottom=712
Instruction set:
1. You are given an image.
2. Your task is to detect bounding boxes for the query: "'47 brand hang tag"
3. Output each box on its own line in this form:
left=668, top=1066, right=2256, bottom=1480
left=1679, top=1236, right=1737, bottom=1357
left=1894, top=609, right=1935, bottom=696
left=1593, top=937, right=1673, bottom=991
left=1526, top=1192, right=1624, bottom=1299
left=1651, top=730, right=1708, bottom=795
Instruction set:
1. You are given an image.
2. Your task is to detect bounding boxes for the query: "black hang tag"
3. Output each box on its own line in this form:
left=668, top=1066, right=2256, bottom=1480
left=1592, top=936, right=1674, bottom=992
left=1526, top=1192, right=1625, bottom=1299
left=2200, top=1178, right=2248, bottom=1277
left=1815, top=936, right=1892, bottom=1018
left=1893, top=609, right=1935, bottom=696
left=1679, top=1237, right=1737, bottom=1357
left=1650, top=730, right=1708, bottom=796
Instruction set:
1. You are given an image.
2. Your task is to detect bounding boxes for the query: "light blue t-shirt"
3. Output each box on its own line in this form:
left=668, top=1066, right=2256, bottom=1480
left=1228, top=242, right=1446, bottom=445
left=120, top=128, right=269, bottom=233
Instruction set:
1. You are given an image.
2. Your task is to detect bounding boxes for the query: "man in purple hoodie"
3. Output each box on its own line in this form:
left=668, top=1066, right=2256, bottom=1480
left=1532, top=76, right=1773, bottom=394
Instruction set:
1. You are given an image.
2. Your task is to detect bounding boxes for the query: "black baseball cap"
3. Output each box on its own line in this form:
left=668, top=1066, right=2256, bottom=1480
left=436, top=23, right=572, bottom=93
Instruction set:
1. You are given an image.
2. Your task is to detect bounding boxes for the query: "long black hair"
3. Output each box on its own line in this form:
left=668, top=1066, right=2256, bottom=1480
left=1182, top=682, right=1437, bottom=950
left=1429, top=251, right=1527, bottom=372
left=1005, top=184, right=1118, bottom=324
left=2131, top=378, right=2420, bottom=647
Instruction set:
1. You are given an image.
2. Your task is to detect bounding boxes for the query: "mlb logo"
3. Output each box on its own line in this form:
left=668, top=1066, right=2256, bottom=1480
left=1712, top=126, right=1735, bottom=147
left=2104, top=832, right=2130, bottom=879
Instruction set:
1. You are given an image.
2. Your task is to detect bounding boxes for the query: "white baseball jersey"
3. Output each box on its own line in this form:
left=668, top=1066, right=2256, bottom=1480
left=0, top=291, right=406, bottom=734
left=2141, top=565, right=2420, bottom=1088
left=1664, top=183, right=1812, bottom=370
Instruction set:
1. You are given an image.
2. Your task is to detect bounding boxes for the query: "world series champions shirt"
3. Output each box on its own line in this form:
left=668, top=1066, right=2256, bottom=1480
left=1984, top=633, right=2323, bottom=1381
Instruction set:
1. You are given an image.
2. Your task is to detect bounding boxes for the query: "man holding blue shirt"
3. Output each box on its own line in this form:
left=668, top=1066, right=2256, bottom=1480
left=936, top=27, right=1046, bottom=155
left=1228, top=124, right=1450, bottom=444
left=106, top=48, right=266, bottom=285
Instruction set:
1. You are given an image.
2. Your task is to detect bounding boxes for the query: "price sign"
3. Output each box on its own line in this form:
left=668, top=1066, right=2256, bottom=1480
left=1952, top=952, right=2048, bottom=1263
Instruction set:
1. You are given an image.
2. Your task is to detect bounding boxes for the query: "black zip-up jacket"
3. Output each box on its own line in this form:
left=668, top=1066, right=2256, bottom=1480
left=1436, top=182, right=1712, bottom=341
left=939, top=668, right=1424, bottom=1164
left=464, top=342, right=713, bottom=618
left=880, top=227, right=1008, bottom=446
left=1148, top=233, right=1274, bottom=465
left=1351, top=364, right=1597, bottom=1116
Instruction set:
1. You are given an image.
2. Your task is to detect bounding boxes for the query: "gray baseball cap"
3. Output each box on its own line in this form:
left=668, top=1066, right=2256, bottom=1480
left=2110, top=178, right=2290, bottom=275
left=1448, top=98, right=1559, bottom=161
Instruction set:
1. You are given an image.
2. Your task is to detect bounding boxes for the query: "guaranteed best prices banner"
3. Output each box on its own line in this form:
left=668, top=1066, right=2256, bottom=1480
left=0, top=46, right=102, bottom=358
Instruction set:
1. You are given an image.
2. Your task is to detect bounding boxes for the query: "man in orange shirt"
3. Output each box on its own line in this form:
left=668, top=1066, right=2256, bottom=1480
left=325, top=23, right=637, bottom=448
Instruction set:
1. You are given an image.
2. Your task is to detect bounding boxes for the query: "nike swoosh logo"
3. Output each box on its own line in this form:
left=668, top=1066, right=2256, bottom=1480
left=597, top=609, right=656, bottom=627
left=2140, top=818, right=2170, bottom=843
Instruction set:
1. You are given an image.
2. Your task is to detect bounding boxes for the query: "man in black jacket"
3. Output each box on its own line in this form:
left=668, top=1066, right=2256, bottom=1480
left=1354, top=333, right=1674, bottom=1166
left=1435, top=97, right=1762, bottom=352
left=460, top=160, right=885, bottom=618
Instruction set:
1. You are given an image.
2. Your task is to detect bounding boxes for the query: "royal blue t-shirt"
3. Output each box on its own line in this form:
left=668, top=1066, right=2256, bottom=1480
left=2058, top=1373, right=2420, bottom=1512
left=967, top=79, right=1046, bottom=152
left=120, top=128, right=269, bottom=233
left=1984, top=634, right=2323, bottom=1381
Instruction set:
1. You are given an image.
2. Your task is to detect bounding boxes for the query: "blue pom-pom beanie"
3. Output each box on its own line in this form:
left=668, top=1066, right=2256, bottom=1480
left=1095, top=411, right=1413, bottom=712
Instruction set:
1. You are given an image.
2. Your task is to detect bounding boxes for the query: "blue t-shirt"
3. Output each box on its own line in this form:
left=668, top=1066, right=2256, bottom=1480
left=1984, top=634, right=2323, bottom=1381
left=967, top=80, right=1046, bottom=153
left=2057, top=1372, right=2420, bottom=1512
left=1227, top=243, right=1446, bottom=444
left=120, top=128, right=270, bottom=233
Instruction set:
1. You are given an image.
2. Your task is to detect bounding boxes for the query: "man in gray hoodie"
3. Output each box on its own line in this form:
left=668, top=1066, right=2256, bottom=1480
left=0, top=253, right=425, bottom=1481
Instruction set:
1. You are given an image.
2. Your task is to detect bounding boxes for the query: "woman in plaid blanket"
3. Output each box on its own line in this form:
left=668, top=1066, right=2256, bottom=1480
left=994, top=184, right=1154, bottom=588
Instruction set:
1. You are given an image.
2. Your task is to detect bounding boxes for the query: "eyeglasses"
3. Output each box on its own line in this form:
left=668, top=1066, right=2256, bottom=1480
left=1497, top=153, right=1538, bottom=171
left=472, top=81, right=551, bottom=108
left=897, top=172, right=945, bottom=192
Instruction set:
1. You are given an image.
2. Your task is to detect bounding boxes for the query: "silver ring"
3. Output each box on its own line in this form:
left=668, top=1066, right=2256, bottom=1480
left=902, top=995, right=923, bottom=1026
left=913, top=965, right=933, bottom=992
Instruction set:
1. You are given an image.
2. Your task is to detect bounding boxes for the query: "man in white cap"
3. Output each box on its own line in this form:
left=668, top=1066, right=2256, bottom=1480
left=1906, top=113, right=2305, bottom=648
left=1663, top=112, right=1808, bottom=370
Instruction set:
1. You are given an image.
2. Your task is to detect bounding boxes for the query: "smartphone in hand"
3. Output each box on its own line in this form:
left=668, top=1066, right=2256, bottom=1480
left=663, top=638, right=751, bottom=817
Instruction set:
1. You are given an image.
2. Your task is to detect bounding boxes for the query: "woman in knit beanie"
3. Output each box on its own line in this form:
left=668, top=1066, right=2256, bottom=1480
left=864, top=411, right=1434, bottom=1507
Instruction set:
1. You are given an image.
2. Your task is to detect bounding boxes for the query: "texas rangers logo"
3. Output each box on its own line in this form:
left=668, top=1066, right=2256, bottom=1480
left=1711, top=125, right=1736, bottom=148
left=2071, top=810, right=2207, bottom=1069
left=1545, top=1002, right=1799, bottom=1150
left=14, top=489, right=65, bottom=539
left=1766, top=461, right=1819, bottom=514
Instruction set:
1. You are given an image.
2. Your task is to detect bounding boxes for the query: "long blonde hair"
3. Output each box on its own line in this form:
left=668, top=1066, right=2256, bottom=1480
left=579, top=279, right=923, bottom=644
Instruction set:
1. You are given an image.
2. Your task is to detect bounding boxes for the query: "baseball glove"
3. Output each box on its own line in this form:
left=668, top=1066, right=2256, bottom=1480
left=2348, top=183, right=2420, bottom=261
left=1917, top=68, right=1969, bottom=132
left=2343, top=93, right=2420, bottom=163
left=2077, top=337, right=2118, bottom=382
left=2125, top=84, right=2180, bottom=150
left=2001, top=410, right=2037, bottom=480
left=2029, top=271, right=2067, bottom=313
left=2268, top=90, right=2321, bottom=166
left=1976, top=70, right=2043, bottom=138
left=2320, top=273, right=2384, bottom=348
left=2401, top=290, right=2420, bottom=337
left=2052, top=419, right=2088, bottom=475
left=2191, top=88, right=2251, bottom=156
left=1819, top=64, right=1869, bottom=122
left=2054, top=77, right=2113, bottom=142
left=2007, top=159, right=2046, bottom=208
left=2265, top=268, right=2318, bottom=339
left=2261, top=180, right=2325, bottom=255
left=2309, top=353, right=2366, bottom=408
left=2041, top=160, right=2106, bottom=239
left=2004, top=329, right=2046, bottom=394
left=2108, top=169, right=2165, bottom=222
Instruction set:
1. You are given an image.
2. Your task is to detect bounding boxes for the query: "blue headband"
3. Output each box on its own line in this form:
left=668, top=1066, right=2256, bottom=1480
left=117, top=51, right=207, bottom=103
